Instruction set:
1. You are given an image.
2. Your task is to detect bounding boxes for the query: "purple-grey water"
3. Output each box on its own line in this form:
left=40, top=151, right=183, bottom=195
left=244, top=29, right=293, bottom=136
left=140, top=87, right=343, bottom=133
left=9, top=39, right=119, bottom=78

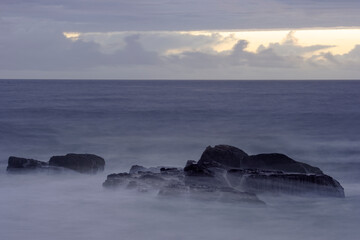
left=0, top=80, right=359, bottom=240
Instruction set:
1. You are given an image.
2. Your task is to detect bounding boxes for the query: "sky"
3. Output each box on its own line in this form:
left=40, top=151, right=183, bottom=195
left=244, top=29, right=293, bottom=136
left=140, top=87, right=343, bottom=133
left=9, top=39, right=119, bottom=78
left=1, top=0, right=360, bottom=79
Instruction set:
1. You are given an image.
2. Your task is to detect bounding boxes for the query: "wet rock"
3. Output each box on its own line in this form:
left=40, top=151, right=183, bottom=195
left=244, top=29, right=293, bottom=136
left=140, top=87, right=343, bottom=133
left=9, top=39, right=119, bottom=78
left=184, top=162, right=213, bottom=177
left=248, top=154, right=323, bottom=174
left=197, top=145, right=322, bottom=174
left=227, top=169, right=345, bottom=197
left=198, top=145, right=249, bottom=168
left=49, top=153, right=105, bottom=174
left=185, top=160, right=196, bottom=167
left=7, top=156, right=48, bottom=172
left=129, top=165, right=165, bottom=174
left=160, top=167, right=182, bottom=174
left=129, top=165, right=149, bottom=174
left=102, top=172, right=131, bottom=188
left=103, top=144, right=345, bottom=200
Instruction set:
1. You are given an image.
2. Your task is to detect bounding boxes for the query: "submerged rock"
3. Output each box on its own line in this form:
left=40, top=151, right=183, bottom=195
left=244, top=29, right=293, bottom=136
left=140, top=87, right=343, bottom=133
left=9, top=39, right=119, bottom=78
left=49, top=153, right=105, bottom=174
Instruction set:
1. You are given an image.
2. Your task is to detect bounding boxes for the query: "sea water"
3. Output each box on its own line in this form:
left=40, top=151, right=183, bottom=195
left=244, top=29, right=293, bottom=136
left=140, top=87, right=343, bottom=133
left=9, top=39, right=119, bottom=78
left=0, top=80, right=359, bottom=240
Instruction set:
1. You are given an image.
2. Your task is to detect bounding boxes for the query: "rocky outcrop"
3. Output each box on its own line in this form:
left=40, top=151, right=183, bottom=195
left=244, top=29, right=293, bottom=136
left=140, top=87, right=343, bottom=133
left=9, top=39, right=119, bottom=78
left=7, top=144, right=345, bottom=202
left=104, top=144, right=345, bottom=200
left=7, top=153, right=105, bottom=174
left=103, top=165, right=264, bottom=204
left=198, top=145, right=322, bottom=174
left=49, top=154, right=105, bottom=174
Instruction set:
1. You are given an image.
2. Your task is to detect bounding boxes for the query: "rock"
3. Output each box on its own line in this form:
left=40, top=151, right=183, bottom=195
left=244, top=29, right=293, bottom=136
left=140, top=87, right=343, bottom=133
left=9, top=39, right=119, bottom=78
left=227, top=169, right=345, bottom=197
left=185, top=160, right=196, bottom=167
left=129, top=165, right=149, bottom=174
left=49, top=153, right=105, bottom=174
left=104, top=144, right=345, bottom=200
left=198, top=145, right=249, bottom=168
left=103, top=163, right=264, bottom=204
left=160, top=167, right=182, bottom=174
left=248, top=154, right=323, bottom=174
left=158, top=181, right=265, bottom=204
left=102, top=173, right=131, bottom=188
left=7, top=156, right=48, bottom=172
left=129, top=165, right=167, bottom=174
left=198, top=145, right=323, bottom=174
left=184, top=163, right=213, bottom=177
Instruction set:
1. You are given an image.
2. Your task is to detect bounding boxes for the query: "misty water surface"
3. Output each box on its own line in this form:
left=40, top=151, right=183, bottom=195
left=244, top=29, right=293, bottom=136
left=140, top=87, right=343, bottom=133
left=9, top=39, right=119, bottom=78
left=0, top=80, right=359, bottom=240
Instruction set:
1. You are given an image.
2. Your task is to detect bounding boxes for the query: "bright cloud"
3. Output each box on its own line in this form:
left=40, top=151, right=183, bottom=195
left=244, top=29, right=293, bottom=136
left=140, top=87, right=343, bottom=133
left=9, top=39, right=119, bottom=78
left=0, top=0, right=360, bottom=79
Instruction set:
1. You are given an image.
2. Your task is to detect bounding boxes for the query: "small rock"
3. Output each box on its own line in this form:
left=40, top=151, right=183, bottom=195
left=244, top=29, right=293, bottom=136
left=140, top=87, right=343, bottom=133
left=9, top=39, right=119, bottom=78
left=49, top=153, right=105, bottom=174
left=7, top=156, right=48, bottom=172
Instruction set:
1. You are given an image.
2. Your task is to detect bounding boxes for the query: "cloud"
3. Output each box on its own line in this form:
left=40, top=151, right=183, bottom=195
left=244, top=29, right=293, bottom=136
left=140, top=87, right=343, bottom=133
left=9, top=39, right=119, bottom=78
left=0, top=27, right=160, bottom=71
left=0, top=20, right=359, bottom=79
left=165, top=32, right=334, bottom=69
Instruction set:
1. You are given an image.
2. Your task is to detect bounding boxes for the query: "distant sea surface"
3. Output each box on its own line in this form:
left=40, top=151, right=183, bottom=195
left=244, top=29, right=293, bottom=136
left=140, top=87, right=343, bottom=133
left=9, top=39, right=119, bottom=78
left=0, top=80, right=360, bottom=240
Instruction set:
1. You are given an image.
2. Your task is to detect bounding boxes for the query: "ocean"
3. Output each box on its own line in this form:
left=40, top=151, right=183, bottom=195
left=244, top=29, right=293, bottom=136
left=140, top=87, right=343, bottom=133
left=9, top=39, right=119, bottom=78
left=0, top=80, right=359, bottom=240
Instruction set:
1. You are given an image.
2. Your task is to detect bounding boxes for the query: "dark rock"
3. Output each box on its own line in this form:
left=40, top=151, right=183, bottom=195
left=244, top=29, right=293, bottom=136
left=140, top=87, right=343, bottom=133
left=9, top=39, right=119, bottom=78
left=198, top=145, right=323, bottom=174
left=129, top=165, right=165, bottom=174
left=129, top=165, right=149, bottom=174
left=49, top=153, right=105, bottom=174
left=102, top=144, right=345, bottom=200
left=184, top=163, right=213, bottom=177
left=7, top=156, right=47, bottom=171
left=248, top=154, right=323, bottom=174
left=139, top=173, right=165, bottom=182
left=158, top=180, right=264, bottom=204
left=102, top=172, right=131, bottom=188
left=227, top=169, right=345, bottom=197
left=185, top=160, right=196, bottom=167
left=198, top=145, right=249, bottom=168
left=160, top=167, right=183, bottom=176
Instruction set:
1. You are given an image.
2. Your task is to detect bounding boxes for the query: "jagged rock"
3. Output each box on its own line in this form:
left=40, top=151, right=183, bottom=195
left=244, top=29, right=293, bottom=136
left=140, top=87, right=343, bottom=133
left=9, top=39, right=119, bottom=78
left=129, top=165, right=150, bottom=174
left=7, top=156, right=48, bottom=172
left=103, top=144, right=345, bottom=200
left=49, top=153, right=105, bottom=174
left=102, top=173, right=131, bottom=188
left=184, top=163, right=213, bottom=177
left=99, top=144, right=348, bottom=201
left=227, top=169, right=345, bottom=197
left=160, top=167, right=182, bottom=174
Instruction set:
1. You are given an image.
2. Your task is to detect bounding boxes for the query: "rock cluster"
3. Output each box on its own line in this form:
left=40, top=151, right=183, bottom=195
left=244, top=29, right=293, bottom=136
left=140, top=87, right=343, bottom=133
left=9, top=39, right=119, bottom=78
left=6, top=145, right=345, bottom=203
left=103, top=145, right=345, bottom=201
left=7, top=154, right=105, bottom=174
